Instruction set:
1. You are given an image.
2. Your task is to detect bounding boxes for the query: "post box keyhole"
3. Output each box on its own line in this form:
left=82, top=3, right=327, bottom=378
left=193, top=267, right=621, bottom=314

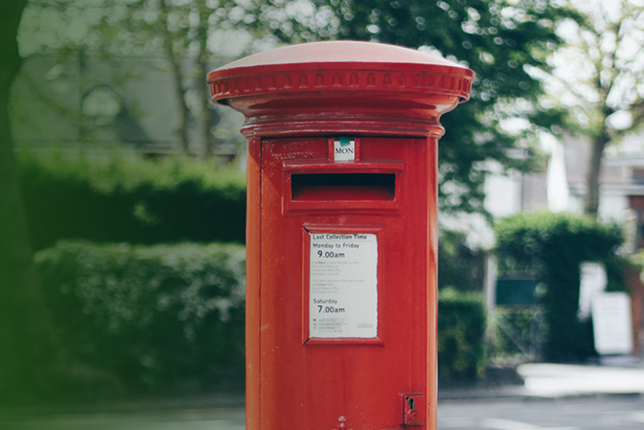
left=401, top=394, right=424, bottom=426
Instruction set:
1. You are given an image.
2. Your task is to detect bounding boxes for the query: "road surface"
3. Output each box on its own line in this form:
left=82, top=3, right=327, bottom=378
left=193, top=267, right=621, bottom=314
left=3, top=395, right=644, bottom=429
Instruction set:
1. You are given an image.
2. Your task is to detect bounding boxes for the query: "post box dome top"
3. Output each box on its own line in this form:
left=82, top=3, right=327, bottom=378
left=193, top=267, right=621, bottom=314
left=212, top=40, right=466, bottom=69
left=208, top=41, right=474, bottom=106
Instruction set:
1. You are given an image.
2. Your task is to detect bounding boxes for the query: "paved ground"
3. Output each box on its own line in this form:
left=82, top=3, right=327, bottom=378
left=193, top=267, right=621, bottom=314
left=438, top=396, right=644, bottom=430
left=5, top=396, right=644, bottom=430
left=1, top=408, right=245, bottom=430
left=3, top=361, right=644, bottom=429
left=519, top=363, right=644, bottom=397
left=439, top=360, right=644, bottom=400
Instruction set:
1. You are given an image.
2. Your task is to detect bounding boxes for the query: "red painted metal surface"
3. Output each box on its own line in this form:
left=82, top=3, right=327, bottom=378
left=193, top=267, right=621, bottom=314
left=208, top=41, right=473, bottom=430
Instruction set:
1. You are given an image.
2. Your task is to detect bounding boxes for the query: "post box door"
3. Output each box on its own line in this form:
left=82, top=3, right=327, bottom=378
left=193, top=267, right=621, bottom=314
left=258, top=135, right=436, bottom=430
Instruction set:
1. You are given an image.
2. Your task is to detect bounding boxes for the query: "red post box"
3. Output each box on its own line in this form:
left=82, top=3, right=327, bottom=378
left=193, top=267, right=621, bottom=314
left=208, top=41, right=473, bottom=430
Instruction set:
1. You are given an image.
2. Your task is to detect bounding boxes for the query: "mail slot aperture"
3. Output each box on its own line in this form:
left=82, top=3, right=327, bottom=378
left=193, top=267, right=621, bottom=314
left=283, top=160, right=404, bottom=213
left=291, top=173, right=396, bottom=201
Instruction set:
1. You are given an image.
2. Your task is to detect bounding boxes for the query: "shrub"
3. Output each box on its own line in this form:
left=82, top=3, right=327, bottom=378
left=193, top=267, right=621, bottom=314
left=495, top=212, right=624, bottom=362
left=438, top=228, right=486, bottom=292
left=18, top=151, right=247, bottom=251
left=35, top=240, right=246, bottom=393
left=35, top=239, right=489, bottom=392
left=437, top=288, right=486, bottom=382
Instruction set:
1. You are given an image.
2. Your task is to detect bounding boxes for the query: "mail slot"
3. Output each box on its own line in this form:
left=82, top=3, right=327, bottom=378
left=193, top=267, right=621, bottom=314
left=208, top=41, right=474, bottom=430
left=283, top=158, right=403, bottom=213
left=290, top=173, right=396, bottom=200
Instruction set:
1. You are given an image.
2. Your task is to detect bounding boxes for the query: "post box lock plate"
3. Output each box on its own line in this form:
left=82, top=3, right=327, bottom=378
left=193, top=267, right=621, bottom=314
left=400, top=393, right=425, bottom=426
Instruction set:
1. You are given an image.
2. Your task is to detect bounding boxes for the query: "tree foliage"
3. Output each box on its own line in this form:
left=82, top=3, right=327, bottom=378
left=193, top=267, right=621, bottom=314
left=23, top=0, right=260, bottom=158
left=256, top=0, right=574, bottom=214
left=438, top=228, right=486, bottom=292
left=532, top=0, right=644, bottom=217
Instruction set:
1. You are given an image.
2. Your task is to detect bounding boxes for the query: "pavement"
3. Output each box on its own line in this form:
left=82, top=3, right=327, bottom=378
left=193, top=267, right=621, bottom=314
left=438, top=357, right=644, bottom=400
left=3, top=359, right=644, bottom=429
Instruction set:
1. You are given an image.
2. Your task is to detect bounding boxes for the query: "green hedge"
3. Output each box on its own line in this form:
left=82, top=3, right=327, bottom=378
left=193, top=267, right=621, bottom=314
left=35, top=240, right=246, bottom=394
left=35, top=239, right=486, bottom=394
left=19, top=151, right=247, bottom=252
left=437, top=288, right=486, bottom=382
left=495, top=212, right=624, bottom=362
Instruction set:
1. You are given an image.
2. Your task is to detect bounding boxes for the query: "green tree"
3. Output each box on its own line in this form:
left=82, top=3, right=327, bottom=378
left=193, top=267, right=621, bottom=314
left=0, top=0, right=62, bottom=403
left=257, top=0, right=574, bottom=214
left=91, top=0, right=259, bottom=159
left=438, top=228, right=485, bottom=292
left=90, top=0, right=198, bottom=157
left=20, top=0, right=258, bottom=159
left=531, top=0, right=644, bottom=218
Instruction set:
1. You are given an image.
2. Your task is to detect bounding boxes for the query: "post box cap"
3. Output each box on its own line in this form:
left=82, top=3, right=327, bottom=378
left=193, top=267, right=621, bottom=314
left=212, top=40, right=467, bottom=69
left=208, top=41, right=474, bottom=106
